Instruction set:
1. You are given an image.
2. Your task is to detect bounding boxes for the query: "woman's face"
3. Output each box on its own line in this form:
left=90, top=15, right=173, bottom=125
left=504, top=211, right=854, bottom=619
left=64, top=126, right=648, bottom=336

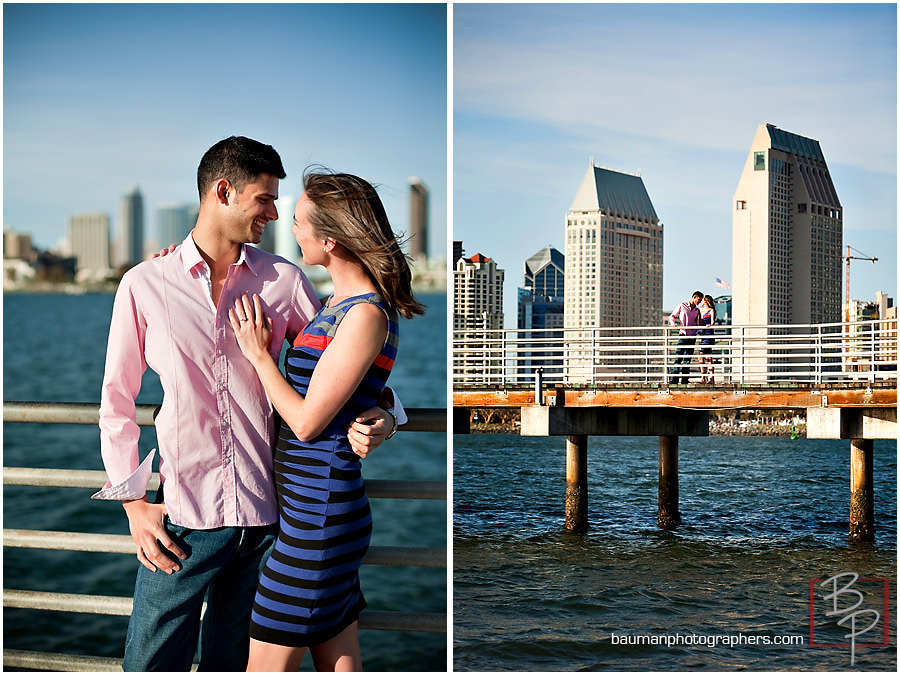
left=292, top=193, right=324, bottom=265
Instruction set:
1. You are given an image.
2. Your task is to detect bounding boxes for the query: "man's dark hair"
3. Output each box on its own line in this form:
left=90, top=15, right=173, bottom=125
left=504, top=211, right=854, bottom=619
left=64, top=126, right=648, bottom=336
left=692, top=290, right=704, bottom=300
left=197, top=136, right=286, bottom=201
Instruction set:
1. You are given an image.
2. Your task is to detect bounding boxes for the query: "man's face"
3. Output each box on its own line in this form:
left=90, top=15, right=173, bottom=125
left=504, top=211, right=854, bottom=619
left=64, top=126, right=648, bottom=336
left=224, top=173, right=279, bottom=244
left=691, top=295, right=702, bottom=307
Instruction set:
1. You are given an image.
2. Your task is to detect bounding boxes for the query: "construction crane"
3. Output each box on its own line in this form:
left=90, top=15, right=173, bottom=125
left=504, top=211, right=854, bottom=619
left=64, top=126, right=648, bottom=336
left=844, top=245, right=878, bottom=319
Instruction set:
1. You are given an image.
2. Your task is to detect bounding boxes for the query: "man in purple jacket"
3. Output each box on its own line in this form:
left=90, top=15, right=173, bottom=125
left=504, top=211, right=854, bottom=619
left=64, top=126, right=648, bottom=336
left=668, top=291, right=704, bottom=384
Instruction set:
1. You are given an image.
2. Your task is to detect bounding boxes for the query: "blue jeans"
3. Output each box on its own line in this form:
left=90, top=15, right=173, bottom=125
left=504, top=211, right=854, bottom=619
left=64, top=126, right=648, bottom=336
left=122, top=520, right=277, bottom=672
left=671, top=337, right=696, bottom=380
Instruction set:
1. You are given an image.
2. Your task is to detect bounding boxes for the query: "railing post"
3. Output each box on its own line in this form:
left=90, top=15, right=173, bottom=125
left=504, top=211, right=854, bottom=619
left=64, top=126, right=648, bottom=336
left=870, top=322, right=876, bottom=383
left=738, top=326, right=744, bottom=386
left=534, top=368, right=543, bottom=405
left=816, top=324, right=823, bottom=385
left=662, top=325, right=669, bottom=386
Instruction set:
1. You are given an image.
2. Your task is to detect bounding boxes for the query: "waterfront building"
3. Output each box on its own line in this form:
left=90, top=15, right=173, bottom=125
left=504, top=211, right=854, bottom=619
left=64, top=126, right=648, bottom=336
left=454, top=250, right=505, bottom=380
left=518, top=245, right=565, bottom=330
left=518, top=246, right=565, bottom=379
left=157, top=204, right=195, bottom=252
left=732, top=124, right=842, bottom=380
left=115, top=186, right=144, bottom=268
left=732, top=124, right=842, bottom=326
left=409, top=178, right=428, bottom=262
left=3, top=229, right=37, bottom=262
left=842, top=291, right=897, bottom=374
left=454, top=252, right=504, bottom=330
left=564, top=161, right=663, bottom=382
left=68, top=212, right=111, bottom=279
left=453, top=240, right=463, bottom=265
left=564, top=162, right=663, bottom=329
left=713, top=295, right=732, bottom=325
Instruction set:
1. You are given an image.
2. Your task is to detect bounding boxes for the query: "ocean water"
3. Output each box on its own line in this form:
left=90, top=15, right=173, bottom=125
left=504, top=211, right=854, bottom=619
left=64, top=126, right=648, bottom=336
left=3, top=290, right=447, bottom=672
left=454, top=434, right=897, bottom=671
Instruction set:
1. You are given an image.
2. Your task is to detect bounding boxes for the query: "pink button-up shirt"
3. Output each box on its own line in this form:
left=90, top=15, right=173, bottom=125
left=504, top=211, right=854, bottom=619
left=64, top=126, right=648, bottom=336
left=668, top=301, right=702, bottom=336
left=95, top=235, right=321, bottom=529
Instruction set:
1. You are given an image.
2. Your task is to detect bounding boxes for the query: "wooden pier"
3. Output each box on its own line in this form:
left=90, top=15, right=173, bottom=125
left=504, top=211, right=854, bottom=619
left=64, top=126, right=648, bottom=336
left=454, top=384, right=896, bottom=542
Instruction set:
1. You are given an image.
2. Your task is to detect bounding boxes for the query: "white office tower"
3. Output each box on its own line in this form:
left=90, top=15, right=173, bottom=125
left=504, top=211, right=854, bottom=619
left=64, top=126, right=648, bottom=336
left=68, top=212, right=111, bottom=280
left=732, top=123, right=842, bottom=327
left=732, top=124, right=842, bottom=381
left=564, top=162, right=663, bottom=382
left=564, top=162, right=663, bottom=329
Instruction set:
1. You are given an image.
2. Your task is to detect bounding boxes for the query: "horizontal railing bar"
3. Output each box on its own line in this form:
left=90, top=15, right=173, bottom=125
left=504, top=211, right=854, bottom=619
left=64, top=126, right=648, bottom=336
left=2, top=590, right=446, bottom=633
left=2, top=402, right=446, bottom=433
left=2, top=467, right=445, bottom=500
left=3, top=649, right=122, bottom=673
left=3, top=530, right=446, bottom=568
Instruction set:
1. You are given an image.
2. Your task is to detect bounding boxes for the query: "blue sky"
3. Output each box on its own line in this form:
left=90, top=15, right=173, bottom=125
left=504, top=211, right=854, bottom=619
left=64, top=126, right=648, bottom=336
left=454, top=2, right=897, bottom=325
left=3, top=3, right=447, bottom=258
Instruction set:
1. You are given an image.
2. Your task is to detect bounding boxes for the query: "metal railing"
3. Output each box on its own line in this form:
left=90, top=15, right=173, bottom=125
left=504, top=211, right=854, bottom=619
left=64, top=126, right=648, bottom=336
left=3, top=402, right=446, bottom=672
left=453, top=319, right=898, bottom=387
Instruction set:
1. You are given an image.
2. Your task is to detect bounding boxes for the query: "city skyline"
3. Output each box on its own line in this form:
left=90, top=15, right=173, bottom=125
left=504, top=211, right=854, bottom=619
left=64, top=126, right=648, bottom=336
left=3, top=3, right=447, bottom=258
left=455, top=3, right=897, bottom=326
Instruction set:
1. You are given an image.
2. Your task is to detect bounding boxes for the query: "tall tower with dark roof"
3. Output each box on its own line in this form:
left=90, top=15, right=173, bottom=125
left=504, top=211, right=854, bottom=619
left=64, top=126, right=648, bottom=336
left=564, top=162, right=664, bottom=330
left=732, top=124, right=842, bottom=326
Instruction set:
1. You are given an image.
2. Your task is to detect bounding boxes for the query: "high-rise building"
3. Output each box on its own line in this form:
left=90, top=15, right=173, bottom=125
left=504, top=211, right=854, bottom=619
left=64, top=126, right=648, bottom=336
left=3, top=229, right=37, bottom=262
left=452, top=241, right=463, bottom=265
left=116, top=186, right=144, bottom=268
left=68, top=212, right=111, bottom=278
left=564, top=162, right=663, bottom=330
left=409, top=178, right=428, bottom=262
left=157, top=204, right=195, bottom=250
left=518, top=245, right=565, bottom=330
left=732, top=124, right=843, bottom=326
left=453, top=252, right=504, bottom=330
left=518, top=246, right=565, bottom=379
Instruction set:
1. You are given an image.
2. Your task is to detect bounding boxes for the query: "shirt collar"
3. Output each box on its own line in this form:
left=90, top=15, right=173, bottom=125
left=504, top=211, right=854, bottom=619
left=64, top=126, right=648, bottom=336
left=180, top=233, right=259, bottom=276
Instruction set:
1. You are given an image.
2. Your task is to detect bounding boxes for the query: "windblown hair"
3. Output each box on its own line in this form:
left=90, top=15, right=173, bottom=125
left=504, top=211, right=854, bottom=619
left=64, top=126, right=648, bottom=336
left=303, top=169, right=425, bottom=320
left=197, top=136, right=286, bottom=201
left=703, top=294, right=717, bottom=321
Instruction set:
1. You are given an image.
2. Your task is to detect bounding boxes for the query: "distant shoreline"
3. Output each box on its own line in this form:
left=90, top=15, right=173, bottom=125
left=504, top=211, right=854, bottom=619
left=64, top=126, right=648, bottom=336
left=468, top=422, right=807, bottom=436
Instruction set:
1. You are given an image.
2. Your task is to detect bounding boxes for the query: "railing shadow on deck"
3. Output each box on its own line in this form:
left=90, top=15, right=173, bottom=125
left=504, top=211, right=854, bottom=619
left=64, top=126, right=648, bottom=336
left=3, top=402, right=447, bottom=672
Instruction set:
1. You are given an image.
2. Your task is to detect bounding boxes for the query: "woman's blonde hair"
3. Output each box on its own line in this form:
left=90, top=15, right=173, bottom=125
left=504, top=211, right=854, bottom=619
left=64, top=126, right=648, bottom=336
left=303, top=169, right=425, bottom=319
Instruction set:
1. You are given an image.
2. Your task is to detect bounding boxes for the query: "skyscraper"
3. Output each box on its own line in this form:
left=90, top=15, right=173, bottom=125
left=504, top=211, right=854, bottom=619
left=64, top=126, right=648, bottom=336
left=732, top=124, right=842, bottom=326
left=116, top=186, right=144, bottom=268
left=564, top=162, right=663, bottom=330
left=157, top=204, right=195, bottom=251
left=68, top=212, right=111, bottom=278
left=518, top=246, right=564, bottom=330
left=409, top=178, right=428, bottom=262
left=453, top=252, right=504, bottom=330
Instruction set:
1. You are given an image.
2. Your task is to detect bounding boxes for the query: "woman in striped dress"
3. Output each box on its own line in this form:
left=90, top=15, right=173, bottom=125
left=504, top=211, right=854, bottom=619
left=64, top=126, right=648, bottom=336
left=229, top=171, right=424, bottom=671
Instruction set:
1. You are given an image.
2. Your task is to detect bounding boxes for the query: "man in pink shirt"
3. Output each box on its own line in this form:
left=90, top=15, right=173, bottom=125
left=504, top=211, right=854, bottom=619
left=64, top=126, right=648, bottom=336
left=668, top=290, right=704, bottom=385
left=94, top=137, right=400, bottom=671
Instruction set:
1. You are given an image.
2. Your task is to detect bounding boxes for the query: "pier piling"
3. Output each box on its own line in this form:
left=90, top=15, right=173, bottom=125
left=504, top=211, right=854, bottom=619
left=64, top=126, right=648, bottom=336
left=849, top=438, right=875, bottom=543
left=657, top=435, right=681, bottom=529
left=565, top=435, right=588, bottom=533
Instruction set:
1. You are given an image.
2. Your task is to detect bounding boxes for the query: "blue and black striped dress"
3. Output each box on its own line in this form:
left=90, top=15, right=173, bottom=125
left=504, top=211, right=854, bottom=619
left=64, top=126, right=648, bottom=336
left=249, top=293, right=398, bottom=647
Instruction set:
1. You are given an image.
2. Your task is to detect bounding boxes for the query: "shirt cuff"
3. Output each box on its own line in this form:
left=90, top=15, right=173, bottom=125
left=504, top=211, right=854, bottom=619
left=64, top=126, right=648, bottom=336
left=392, top=394, right=408, bottom=426
left=91, top=449, right=156, bottom=501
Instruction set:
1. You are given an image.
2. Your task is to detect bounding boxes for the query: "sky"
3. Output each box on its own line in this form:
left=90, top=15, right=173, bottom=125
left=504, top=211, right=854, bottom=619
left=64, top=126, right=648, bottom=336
left=3, top=2, right=447, bottom=259
left=454, top=2, right=898, bottom=326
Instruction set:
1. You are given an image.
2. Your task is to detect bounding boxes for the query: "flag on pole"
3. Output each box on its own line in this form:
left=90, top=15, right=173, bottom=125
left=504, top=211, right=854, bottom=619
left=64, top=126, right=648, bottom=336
left=715, top=278, right=730, bottom=290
